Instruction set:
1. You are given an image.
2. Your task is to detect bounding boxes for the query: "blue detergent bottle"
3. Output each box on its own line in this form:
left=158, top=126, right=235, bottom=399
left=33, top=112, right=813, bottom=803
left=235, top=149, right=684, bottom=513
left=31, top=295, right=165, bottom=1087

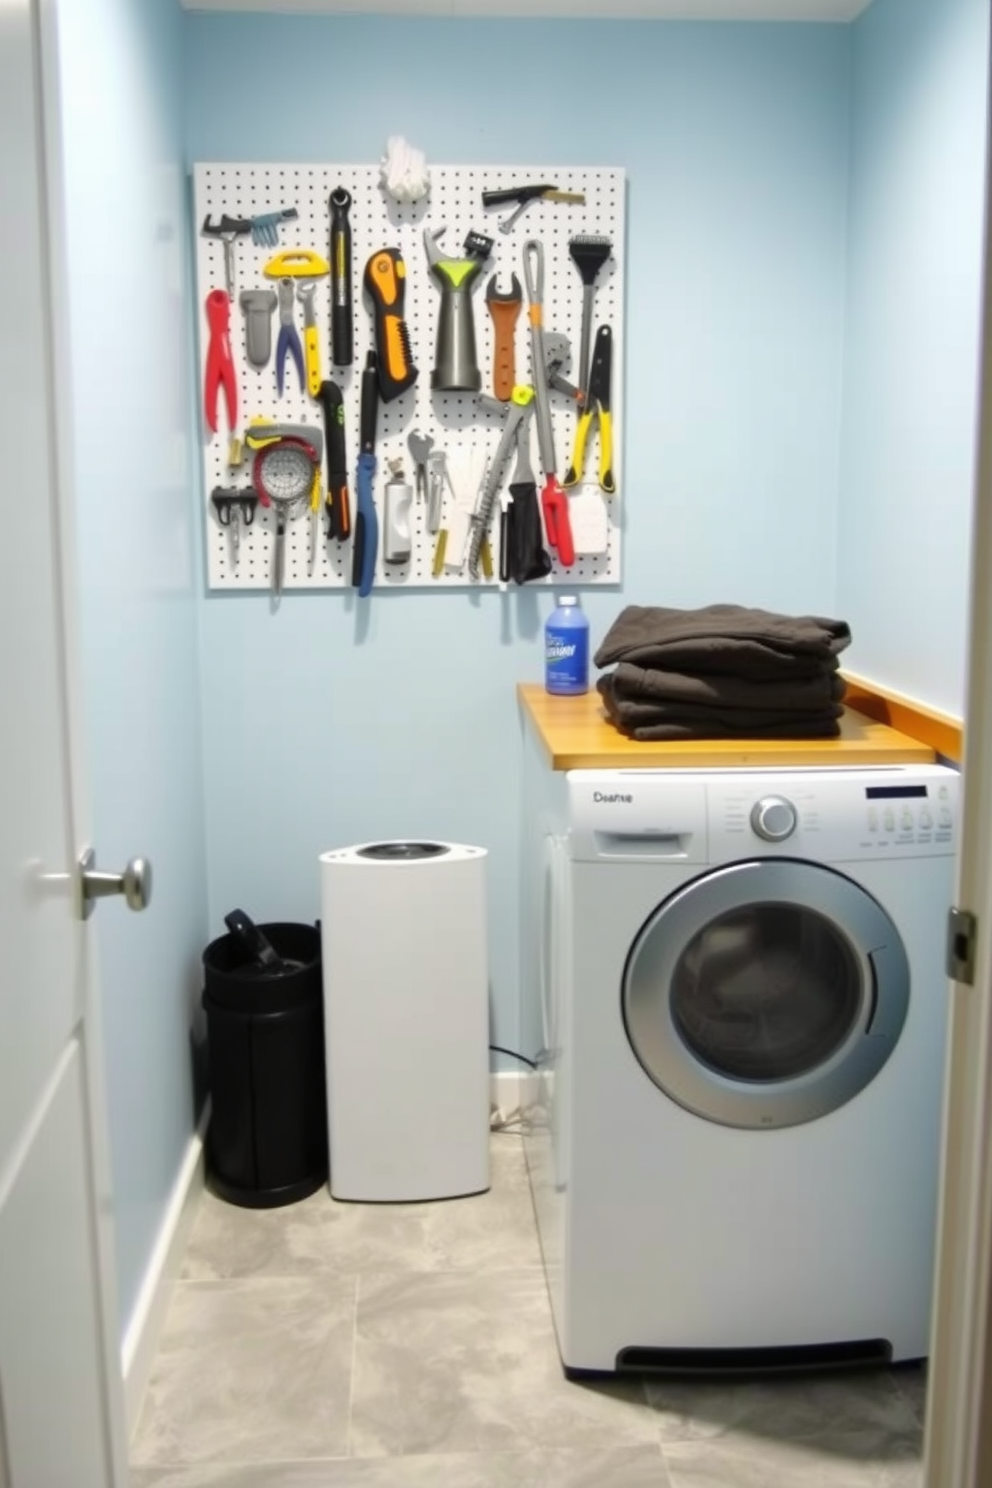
left=545, top=595, right=590, bottom=695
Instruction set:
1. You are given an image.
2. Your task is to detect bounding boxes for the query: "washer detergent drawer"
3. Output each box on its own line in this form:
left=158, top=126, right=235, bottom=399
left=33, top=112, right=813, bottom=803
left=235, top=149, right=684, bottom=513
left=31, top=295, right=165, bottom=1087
left=567, top=776, right=708, bottom=863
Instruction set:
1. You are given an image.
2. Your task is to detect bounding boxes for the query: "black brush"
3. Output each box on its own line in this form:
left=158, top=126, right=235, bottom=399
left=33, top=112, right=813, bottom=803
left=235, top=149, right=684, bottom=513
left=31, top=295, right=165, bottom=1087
left=569, top=235, right=612, bottom=398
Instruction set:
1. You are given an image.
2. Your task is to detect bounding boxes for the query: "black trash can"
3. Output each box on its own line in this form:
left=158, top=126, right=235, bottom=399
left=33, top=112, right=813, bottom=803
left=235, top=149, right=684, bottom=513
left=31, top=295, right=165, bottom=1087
left=202, top=922, right=328, bottom=1207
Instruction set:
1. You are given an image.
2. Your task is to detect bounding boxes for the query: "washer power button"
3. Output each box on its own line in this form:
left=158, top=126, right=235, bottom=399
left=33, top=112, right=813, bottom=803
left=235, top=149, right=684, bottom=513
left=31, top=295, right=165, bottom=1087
left=750, top=796, right=798, bottom=842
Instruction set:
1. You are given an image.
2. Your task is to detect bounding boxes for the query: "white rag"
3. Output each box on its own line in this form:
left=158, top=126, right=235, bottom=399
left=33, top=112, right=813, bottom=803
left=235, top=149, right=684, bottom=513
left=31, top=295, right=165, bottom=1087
left=379, top=137, right=430, bottom=203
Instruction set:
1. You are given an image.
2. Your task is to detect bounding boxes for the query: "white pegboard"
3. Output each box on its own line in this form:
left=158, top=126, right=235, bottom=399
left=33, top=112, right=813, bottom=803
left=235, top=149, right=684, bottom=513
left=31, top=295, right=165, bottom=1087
left=193, top=162, right=625, bottom=592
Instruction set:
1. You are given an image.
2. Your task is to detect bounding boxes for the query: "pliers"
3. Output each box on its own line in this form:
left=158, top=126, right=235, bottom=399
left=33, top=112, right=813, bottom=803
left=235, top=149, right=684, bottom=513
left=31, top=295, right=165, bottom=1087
left=203, top=289, right=238, bottom=435
left=563, top=324, right=615, bottom=494
left=276, top=277, right=305, bottom=397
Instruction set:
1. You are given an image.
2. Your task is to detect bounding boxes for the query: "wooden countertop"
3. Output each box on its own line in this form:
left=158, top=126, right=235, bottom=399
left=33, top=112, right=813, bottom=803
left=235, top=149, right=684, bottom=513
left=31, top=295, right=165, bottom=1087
left=518, top=683, right=936, bottom=771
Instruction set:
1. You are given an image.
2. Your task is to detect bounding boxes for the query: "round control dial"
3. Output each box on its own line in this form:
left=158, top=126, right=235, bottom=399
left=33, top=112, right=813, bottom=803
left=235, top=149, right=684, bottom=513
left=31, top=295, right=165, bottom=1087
left=750, top=795, right=798, bottom=842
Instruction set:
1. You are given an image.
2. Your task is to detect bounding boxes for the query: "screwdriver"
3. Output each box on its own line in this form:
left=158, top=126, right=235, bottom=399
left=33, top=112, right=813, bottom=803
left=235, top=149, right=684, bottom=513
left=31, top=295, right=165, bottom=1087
left=353, top=353, right=379, bottom=597
left=317, top=379, right=351, bottom=540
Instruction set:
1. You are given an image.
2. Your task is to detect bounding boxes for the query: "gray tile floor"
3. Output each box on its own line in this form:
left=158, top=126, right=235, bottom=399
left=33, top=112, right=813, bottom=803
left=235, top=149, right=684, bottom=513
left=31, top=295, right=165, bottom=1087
left=130, top=1136, right=927, bottom=1487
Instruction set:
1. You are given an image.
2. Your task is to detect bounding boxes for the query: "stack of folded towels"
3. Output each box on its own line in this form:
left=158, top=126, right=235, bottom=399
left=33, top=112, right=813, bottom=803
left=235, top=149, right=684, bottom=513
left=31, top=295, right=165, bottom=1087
left=595, top=604, right=852, bottom=741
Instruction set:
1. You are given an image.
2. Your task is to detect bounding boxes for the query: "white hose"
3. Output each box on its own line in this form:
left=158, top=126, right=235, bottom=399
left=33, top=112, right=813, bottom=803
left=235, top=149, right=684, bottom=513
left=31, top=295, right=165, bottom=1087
left=379, top=137, right=430, bottom=203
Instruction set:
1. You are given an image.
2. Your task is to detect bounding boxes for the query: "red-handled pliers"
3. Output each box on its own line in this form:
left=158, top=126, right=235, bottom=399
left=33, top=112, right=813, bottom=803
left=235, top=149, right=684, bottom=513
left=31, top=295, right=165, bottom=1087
left=204, top=289, right=238, bottom=435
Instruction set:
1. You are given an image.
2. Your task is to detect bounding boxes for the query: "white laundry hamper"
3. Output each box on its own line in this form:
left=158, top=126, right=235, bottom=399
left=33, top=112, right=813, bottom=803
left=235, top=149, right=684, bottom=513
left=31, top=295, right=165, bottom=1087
left=319, top=841, right=490, bottom=1201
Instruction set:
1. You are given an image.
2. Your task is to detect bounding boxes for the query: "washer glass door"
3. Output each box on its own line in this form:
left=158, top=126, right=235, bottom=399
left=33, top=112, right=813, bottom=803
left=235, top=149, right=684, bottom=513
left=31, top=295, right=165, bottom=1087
left=623, top=859, right=909, bottom=1129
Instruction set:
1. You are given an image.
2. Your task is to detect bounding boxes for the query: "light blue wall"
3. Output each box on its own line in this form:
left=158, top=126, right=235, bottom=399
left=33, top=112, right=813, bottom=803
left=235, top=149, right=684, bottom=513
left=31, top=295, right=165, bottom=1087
left=838, top=0, right=989, bottom=716
left=184, top=16, right=852, bottom=1056
left=56, top=0, right=209, bottom=1337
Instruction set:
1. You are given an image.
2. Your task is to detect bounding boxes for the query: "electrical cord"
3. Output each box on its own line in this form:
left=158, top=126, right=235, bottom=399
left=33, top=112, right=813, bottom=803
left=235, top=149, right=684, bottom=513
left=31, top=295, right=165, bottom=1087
left=489, top=1044, right=538, bottom=1071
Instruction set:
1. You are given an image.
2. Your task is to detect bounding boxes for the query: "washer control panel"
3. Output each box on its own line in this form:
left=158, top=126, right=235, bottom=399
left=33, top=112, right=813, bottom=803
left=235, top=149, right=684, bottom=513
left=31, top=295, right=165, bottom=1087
left=566, top=765, right=959, bottom=863
left=717, top=772, right=957, bottom=860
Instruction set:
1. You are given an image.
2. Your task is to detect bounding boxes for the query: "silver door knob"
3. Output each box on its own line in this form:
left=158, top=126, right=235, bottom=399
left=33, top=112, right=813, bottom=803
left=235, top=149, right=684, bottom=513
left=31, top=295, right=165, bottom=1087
left=78, top=847, right=152, bottom=919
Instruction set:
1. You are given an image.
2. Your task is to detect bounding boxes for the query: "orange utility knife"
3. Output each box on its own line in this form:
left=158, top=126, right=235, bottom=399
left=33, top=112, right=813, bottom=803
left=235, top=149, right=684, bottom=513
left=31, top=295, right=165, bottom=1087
left=363, top=248, right=418, bottom=402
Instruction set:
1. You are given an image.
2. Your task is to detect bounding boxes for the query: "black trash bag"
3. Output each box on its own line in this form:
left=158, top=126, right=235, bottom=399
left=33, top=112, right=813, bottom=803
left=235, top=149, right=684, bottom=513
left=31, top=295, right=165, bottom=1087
left=506, top=483, right=552, bottom=584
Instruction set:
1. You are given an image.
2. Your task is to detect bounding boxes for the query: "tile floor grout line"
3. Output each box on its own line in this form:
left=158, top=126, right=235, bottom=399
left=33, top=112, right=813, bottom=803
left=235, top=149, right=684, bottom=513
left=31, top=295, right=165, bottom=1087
left=345, top=1271, right=360, bottom=1457
left=130, top=1444, right=697, bottom=1480
left=654, top=1433, right=674, bottom=1485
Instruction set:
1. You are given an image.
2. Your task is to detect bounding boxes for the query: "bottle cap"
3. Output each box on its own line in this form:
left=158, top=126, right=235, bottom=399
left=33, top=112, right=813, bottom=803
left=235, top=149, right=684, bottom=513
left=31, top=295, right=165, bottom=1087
left=557, top=595, right=578, bottom=607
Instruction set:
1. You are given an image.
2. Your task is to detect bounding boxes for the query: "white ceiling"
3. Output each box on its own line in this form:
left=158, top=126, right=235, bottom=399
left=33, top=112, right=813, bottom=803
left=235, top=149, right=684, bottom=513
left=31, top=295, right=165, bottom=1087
left=181, top=0, right=873, bottom=20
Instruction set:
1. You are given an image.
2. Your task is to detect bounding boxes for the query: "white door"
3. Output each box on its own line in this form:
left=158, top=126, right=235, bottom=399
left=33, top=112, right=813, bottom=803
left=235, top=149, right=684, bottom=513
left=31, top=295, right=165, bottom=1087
left=923, top=37, right=992, bottom=1487
left=0, top=0, right=130, bottom=1483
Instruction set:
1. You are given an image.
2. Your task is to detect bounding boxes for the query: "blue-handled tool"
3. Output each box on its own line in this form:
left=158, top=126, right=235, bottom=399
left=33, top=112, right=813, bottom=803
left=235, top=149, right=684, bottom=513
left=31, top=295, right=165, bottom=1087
left=352, top=352, right=379, bottom=597
left=275, top=278, right=305, bottom=397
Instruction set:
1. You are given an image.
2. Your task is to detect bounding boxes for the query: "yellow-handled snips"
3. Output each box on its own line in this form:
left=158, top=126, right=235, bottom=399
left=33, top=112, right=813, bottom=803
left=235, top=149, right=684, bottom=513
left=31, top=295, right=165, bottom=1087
left=563, top=323, right=615, bottom=496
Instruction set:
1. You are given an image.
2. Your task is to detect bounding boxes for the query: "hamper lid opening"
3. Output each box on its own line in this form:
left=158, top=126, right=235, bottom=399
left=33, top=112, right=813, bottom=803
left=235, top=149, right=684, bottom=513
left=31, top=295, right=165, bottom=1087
left=357, top=842, right=450, bottom=861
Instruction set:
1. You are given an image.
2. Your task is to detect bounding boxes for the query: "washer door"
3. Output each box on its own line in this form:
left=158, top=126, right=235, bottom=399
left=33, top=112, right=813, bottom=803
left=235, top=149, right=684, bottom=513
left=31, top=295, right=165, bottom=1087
left=622, top=859, right=909, bottom=1130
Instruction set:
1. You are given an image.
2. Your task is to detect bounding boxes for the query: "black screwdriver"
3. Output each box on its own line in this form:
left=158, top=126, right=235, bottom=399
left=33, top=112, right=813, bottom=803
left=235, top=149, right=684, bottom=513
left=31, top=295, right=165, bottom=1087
left=317, top=379, right=350, bottom=540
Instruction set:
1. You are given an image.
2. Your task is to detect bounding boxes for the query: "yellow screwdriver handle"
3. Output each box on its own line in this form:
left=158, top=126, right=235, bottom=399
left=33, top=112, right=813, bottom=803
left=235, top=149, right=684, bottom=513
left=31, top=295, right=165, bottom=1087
left=304, top=323, right=321, bottom=399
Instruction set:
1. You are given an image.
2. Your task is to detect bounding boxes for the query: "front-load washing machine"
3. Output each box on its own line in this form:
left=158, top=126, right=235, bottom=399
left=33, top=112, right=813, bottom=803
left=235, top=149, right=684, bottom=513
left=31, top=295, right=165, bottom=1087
left=519, top=760, right=958, bottom=1376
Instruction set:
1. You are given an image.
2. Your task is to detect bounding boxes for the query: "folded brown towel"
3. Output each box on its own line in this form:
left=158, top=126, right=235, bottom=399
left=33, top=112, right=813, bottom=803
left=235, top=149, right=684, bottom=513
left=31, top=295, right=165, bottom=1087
left=602, top=695, right=845, bottom=730
left=598, top=674, right=844, bottom=733
left=595, top=605, right=852, bottom=679
left=611, top=717, right=843, bottom=742
left=610, top=661, right=847, bottom=712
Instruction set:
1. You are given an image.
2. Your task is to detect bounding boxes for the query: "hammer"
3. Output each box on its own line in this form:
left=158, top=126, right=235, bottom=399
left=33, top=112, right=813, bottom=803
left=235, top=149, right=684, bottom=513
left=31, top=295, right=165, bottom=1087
left=201, top=214, right=252, bottom=300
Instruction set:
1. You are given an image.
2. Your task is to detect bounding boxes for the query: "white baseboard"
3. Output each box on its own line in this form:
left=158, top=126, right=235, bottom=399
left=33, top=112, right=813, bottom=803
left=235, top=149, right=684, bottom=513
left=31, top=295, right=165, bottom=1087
left=490, top=1067, right=539, bottom=1120
left=121, top=1103, right=209, bottom=1437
